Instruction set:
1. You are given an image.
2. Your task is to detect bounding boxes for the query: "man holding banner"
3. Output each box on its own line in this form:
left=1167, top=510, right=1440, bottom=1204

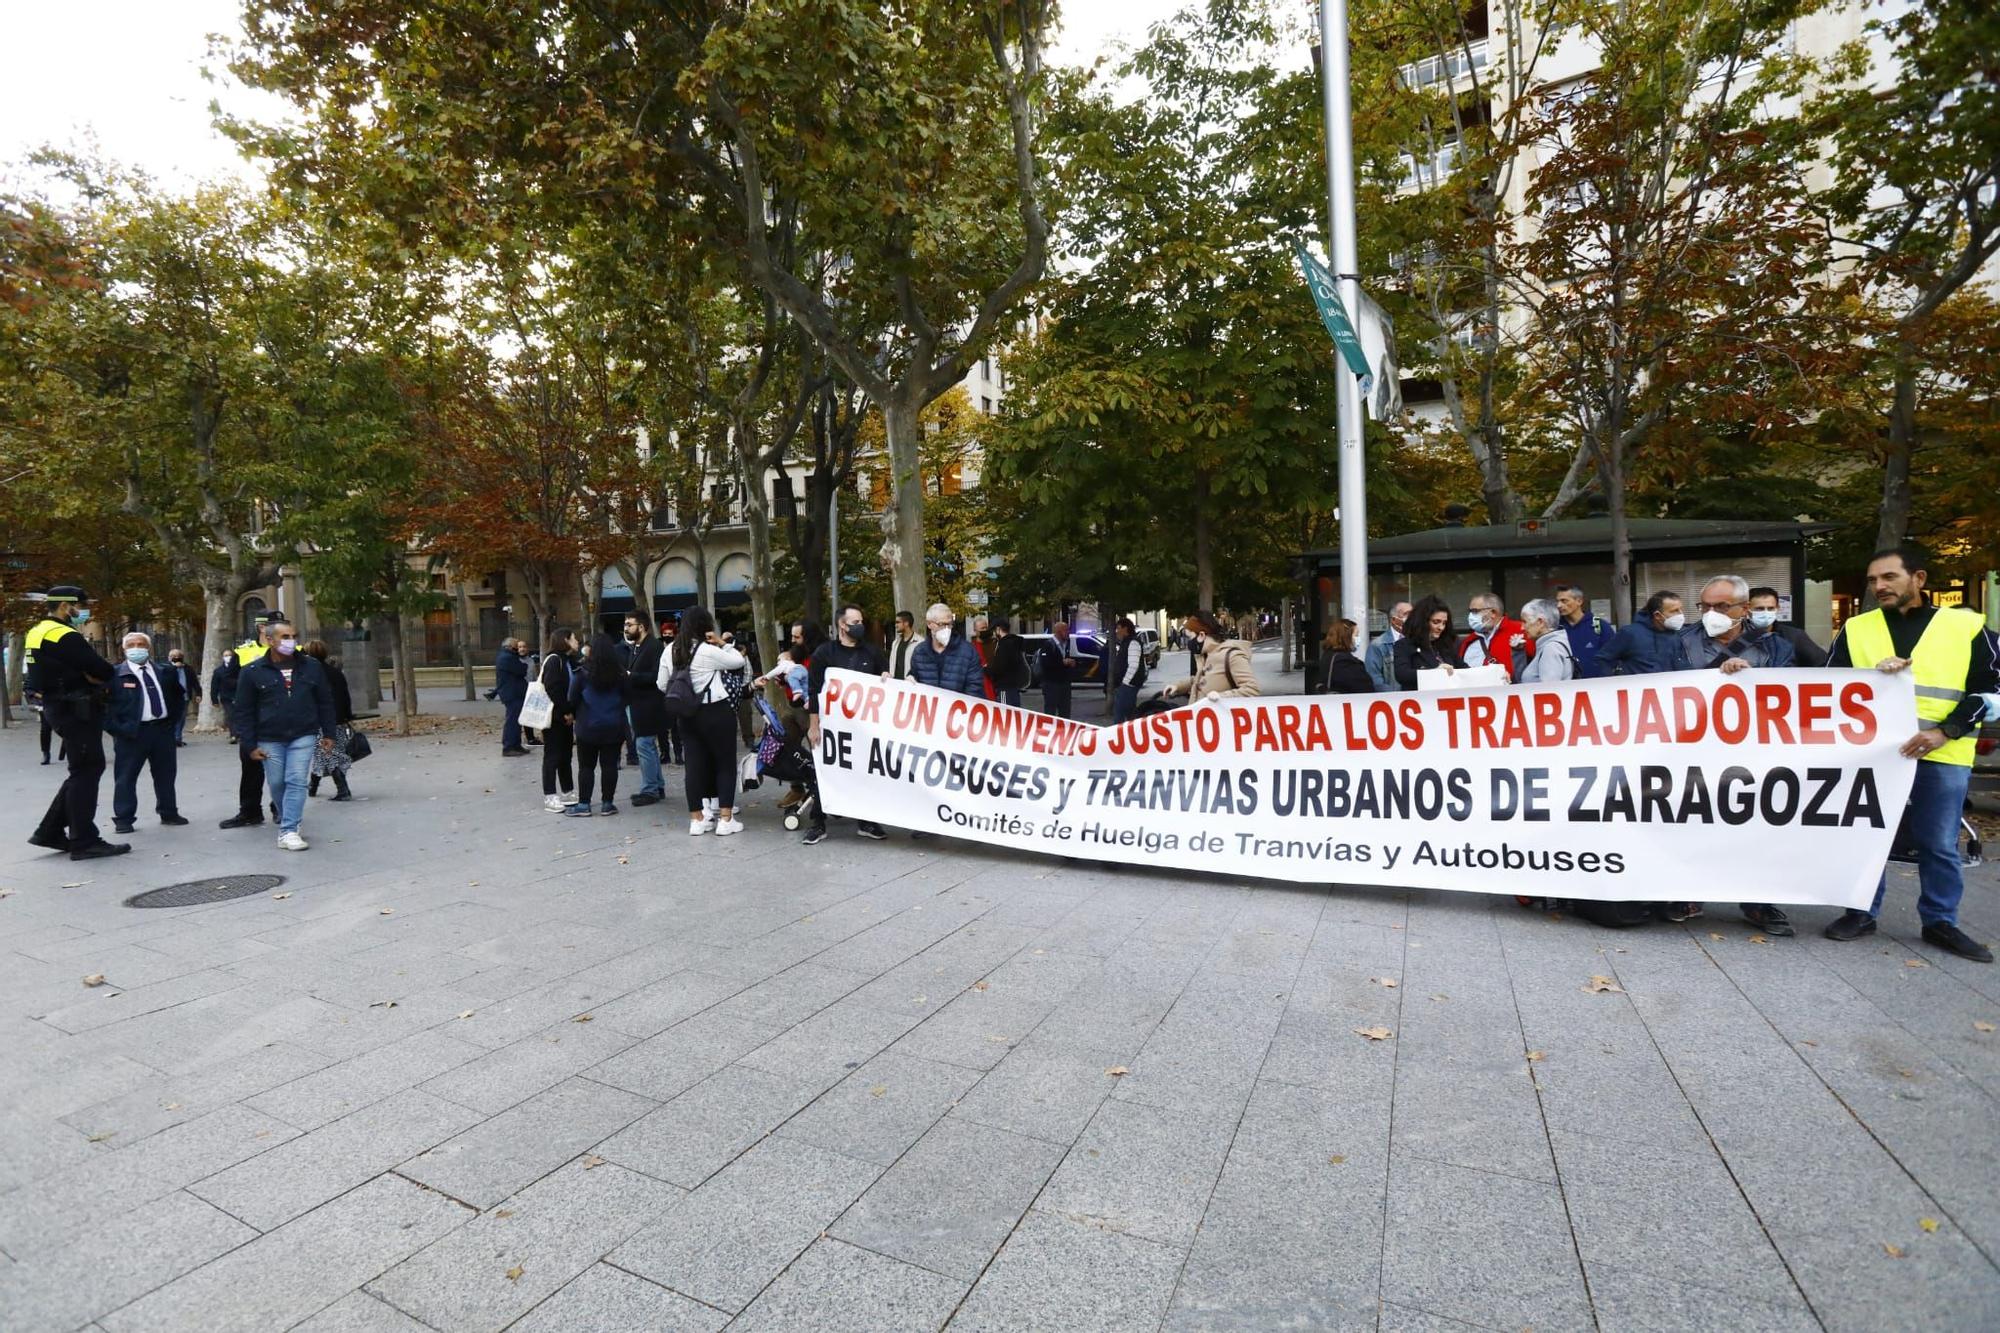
left=1821, top=545, right=1997, bottom=962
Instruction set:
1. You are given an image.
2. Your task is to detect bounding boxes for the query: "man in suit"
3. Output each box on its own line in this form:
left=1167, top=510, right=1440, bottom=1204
left=105, top=632, right=190, bottom=835
left=164, top=647, right=200, bottom=746
left=495, top=638, right=529, bottom=755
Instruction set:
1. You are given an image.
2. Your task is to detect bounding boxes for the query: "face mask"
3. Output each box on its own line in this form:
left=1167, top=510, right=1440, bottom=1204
left=276, top=638, right=297, bottom=656
left=842, top=620, right=862, bottom=640
left=1661, top=613, right=1686, bottom=632
left=932, top=627, right=951, bottom=647
left=1700, top=611, right=1734, bottom=638
left=125, top=647, right=150, bottom=664
left=73, top=609, right=91, bottom=625
left=1748, top=610, right=1778, bottom=629
left=1472, top=612, right=1493, bottom=633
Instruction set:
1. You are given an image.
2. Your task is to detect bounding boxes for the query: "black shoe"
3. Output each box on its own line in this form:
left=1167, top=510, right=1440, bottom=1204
left=1822, top=910, right=1877, bottom=941
left=41, top=756, right=52, bottom=765
left=329, top=791, right=353, bottom=802
left=28, top=830, right=67, bottom=851
left=1921, top=923, right=1994, bottom=964
left=502, top=747, right=530, bottom=757
left=858, top=822, right=888, bottom=840
left=159, top=815, right=189, bottom=826
left=629, top=792, right=662, bottom=807
left=219, top=812, right=265, bottom=830
left=175, top=741, right=187, bottom=748
left=526, top=737, right=543, bottom=746
left=71, top=841, right=131, bottom=861
left=270, top=802, right=280, bottom=820
left=1741, top=905, right=1794, bottom=937
left=113, top=822, right=136, bottom=835
left=802, top=825, right=829, bottom=846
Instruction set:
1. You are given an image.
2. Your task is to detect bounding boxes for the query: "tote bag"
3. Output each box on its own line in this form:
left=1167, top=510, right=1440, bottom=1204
left=518, top=679, right=555, bottom=730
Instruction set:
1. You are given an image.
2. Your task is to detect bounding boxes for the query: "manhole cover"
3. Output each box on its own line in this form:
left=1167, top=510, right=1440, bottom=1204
left=124, top=876, right=287, bottom=909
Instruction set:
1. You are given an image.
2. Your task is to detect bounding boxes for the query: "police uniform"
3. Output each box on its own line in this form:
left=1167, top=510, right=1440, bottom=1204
left=1826, top=601, right=1999, bottom=957
left=24, top=614, right=63, bottom=763
left=27, top=590, right=125, bottom=858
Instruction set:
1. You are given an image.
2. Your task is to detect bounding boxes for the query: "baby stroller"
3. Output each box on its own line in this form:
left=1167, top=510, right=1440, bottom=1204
left=740, top=694, right=820, bottom=831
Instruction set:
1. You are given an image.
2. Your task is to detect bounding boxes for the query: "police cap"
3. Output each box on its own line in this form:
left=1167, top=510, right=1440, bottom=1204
left=44, top=585, right=89, bottom=604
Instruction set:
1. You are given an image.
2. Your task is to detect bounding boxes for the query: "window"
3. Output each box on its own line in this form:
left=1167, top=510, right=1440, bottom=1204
left=238, top=597, right=266, bottom=641
left=981, top=396, right=993, bottom=414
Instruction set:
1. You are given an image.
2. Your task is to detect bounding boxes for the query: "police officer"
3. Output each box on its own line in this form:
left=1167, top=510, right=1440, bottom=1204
left=26, top=586, right=129, bottom=860
left=1822, top=544, right=1998, bottom=961
left=23, top=593, right=65, bottom=765
left=215, top=613, right=282, bottom=829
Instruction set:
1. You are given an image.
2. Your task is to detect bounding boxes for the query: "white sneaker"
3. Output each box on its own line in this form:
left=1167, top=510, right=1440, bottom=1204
left=543, top=794, right=565, bottom=813
left=713, top=817, right=744, bottom=836
left=277, top=831, right=309, bottom=852
left=688, top=819, right=710, bottom=836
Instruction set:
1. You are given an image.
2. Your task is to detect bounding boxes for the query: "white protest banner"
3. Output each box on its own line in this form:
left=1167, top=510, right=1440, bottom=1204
left=813, top=669, right=1920, bottom=909
left=1418, top=664, right=1511, bottom=691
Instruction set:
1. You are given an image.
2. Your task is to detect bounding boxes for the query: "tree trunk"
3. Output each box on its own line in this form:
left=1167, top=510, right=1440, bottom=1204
left=798, top=472, right=830, bottom=626
left=1602, top=442, right=1633, bottom=627
left=2, top=630, right=21, bottom=721
left=1875, top=334, right=1918, bottom=551
left=740, top=463, right=782, bottom=669
left=387, top=615, right=414, bottom=736
left=879, top=396, right=928, bottom=620
left=454, top=580, right=477, bottom=702
left=1192, top=469, right=1215, bottom=610
left=195, top=587, right=237, bottom=731
left=353, top=623, right=382, bottom=714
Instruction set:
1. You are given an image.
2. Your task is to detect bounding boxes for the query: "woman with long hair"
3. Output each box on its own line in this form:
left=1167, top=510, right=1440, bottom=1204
left=662, top=606, right=748, bottom=835
left=300, top=640, right=356, bottom=800
left=565, top=631, right=628, bottom=816
left=1393, top=594, right=1465, bottom=690
left=538, top=628, right=580, bottom=812
left=1319, top=619, right=1375, bottom=695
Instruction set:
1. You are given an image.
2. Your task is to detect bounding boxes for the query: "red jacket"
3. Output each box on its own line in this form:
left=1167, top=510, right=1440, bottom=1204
left=1459, top=619, right=1533, bottom=681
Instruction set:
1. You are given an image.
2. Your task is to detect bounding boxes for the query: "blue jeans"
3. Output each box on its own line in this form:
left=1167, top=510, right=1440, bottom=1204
left=635, top=733, right=664, bottom=797
left=1002, top=688, right=1022, bottom=709
left=501, top=697, right=523, bottom=749
left=1871, top=760, right=1973, bottom=925
left=1112, top=684, right=1138, bottom=724
left=259, top=734, right=318, bottom=833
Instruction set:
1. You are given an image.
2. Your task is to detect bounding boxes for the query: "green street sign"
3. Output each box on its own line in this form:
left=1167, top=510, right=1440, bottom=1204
left=1292, top=239, right=1370, bottom=378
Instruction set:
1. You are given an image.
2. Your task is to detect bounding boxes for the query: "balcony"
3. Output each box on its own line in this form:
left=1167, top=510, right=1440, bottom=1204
left=1399, top=39, right=1490, bottom=92
left=1400, top=141, right=1463, bottom=191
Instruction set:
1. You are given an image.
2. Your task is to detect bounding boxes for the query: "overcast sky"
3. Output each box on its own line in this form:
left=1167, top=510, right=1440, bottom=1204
left=0, top=1, right=1182, bottom=192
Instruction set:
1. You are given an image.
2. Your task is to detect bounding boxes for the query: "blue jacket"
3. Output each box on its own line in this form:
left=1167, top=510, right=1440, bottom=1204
left=232, top=654, right=335, bottom=754
left=1364, top=630, right=1400, bottom=691
left=494, top=648, right=529, bottom=703
left=1561, top=614, right=1616, bottom=675
left=104, top=660, right=187, bottom=739
left=910, top=634, right=986, bottom=696
left=569, top=670, right=629, bottom=744
left=1592, top=621, right=1679, bottom=676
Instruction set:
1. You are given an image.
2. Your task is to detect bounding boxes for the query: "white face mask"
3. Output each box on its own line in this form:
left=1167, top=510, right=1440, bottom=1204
left=276, top=638, right=297, bottom=656
left=1701, top=610, right=1735, bottom=638
left=1748, top=610, right=1778, bottom=629
left=1661, top=613, right=1686, bottom=632
left=125, top=647, right=150, bottom=664
left=932, top=627, right=951, bottom=647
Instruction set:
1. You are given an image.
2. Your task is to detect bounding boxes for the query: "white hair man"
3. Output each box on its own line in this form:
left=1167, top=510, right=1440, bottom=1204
left=105, top=631, right=191, bottom=836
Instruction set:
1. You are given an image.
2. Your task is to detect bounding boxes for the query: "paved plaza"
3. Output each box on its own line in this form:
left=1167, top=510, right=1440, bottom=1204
left=3, top=679, right=1999, bottom=1331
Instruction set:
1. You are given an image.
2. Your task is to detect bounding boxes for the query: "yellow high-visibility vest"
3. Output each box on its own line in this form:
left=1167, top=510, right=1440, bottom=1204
left=1843, top=605, right=1983, bottom=766
left=23, top=618, right=71, bottom=693
left=232, top=640, right=267, bottom=667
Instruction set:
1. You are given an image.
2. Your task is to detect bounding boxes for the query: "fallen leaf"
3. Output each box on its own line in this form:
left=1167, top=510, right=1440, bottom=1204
left=1584, top=976, right=1624, bottom=994
left=61, top=881, right=85, bottom=889
left=1904, top=959, right=1928, bottom=969
left=1883, top=1242, right=1905, bottom=1259
left=1748, top=935, right=1768, bottom=945
left=972, top=980, right=989, bottom=992
left=82, top=974, right=106, bottom=987
left=86, top=1131, right=115, bottom=1143
left=1431, top=993, right=1447, bottom=1002
left=1919, top=1217, right=1940, bottom=1234
left=1799, top=1039, right=1819, bottom=1048
left=1709, top=932, right=1724, bottom=941
left=1353, top=1026, right=1393, bottom=1041
left=494, top=1208, right=515, bottom=1218
left=379, top=908, right=394, bottom=916
left=504, top=1264, right=524, bottom=1282
left=272, top=892, right=292, bottom=900
left=457, top=1010, right=476, bottom=1020
left=163, top=1102, right=182, bottom=1111
left=1328, top=1154, right=1346, bottom=1165
left=581, top=1154, right=606, bottom=1169
left=368, top=999, right=398, bottom=1009
left=987, top=1034, right=1011, bottom=1043
left=1898, top=1068, right=1916, bottom=1079
left=869, top=1085, right=888, bottom=1098
left=1526, top=1050, right=1547, bottom=1062
left=573, top=1014, right=594, bottom=1023
left=1372, top=977, right=1399, bottom=989
left=1975, top=1021, right=1995, bottom=1034
left=1106, top=1065, right=1130, bottom=1077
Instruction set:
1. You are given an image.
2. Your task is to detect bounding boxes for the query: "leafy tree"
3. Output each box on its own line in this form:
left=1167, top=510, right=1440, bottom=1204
left=1803, top=0, right=2000, bottom=548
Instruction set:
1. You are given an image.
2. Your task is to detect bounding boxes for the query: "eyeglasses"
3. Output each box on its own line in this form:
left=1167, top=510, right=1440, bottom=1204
left=1695, top=600, right=1742, bottom=612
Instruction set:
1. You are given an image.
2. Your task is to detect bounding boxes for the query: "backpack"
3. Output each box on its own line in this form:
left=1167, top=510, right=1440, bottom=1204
left=661, top=664, right=700, bottom=719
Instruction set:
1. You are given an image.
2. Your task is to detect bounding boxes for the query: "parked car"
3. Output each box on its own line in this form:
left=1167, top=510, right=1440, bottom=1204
left=1018, top=632, right=1110, bottom=691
